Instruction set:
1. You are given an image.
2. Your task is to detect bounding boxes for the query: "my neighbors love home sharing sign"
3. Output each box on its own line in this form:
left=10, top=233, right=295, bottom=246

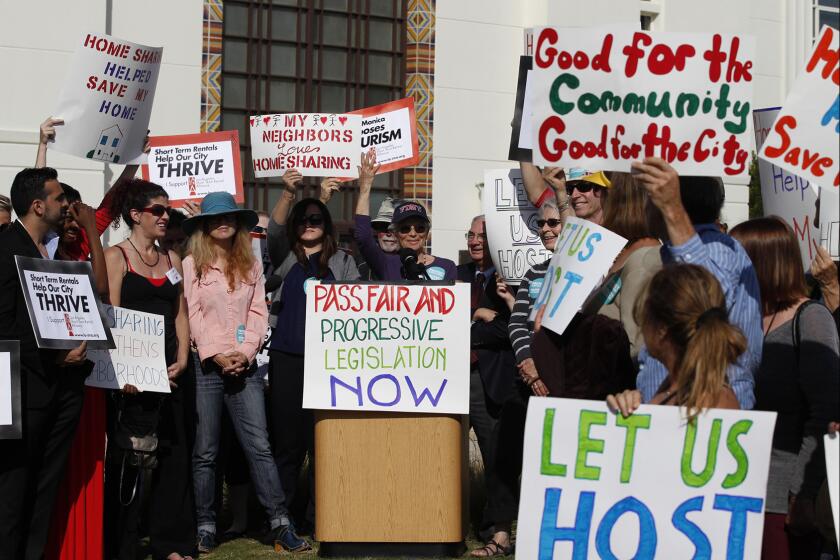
left=249, top=113, right=361, bottom=178
left=759, top=25, right=839, bottom=189
left=303, top=283, right=470, bottom=414
left=517, top=398, right=776, bottom=560
left=53, top=33, right=162, bottom=165
left=530, top=28, right=756, bottom=177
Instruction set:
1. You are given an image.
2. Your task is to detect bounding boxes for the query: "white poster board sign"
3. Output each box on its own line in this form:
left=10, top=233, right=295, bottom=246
left=15, top=257, right=114, bottom=350
left=348, top=97, right=419, bottom=175
left=517, top=398, right=777, bottom=560
left=249, top=113, right=361, bottom=178
left=820, top=187, right=840, bottom=260
left=530, top=217, right=627, bottom=335
left=0, top=341, right=22, bottom=440
left=303, top=282, right=470, bottom=414
left=826, top=433, right=840, bottom=550
left=482, top=169, right=553, bottom=286
left=52, top=32, right=162, bottom=164
left=530, top=28, right=756, bottom=178
left=759, top=25, right=839, bottom=190
left=87, top=305, right=171, bottom=393
left=753, top=107, right=820, bottom=269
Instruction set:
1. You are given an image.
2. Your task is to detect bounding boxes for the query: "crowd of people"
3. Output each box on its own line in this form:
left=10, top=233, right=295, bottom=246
left=0, top=113, right=838, bottom=560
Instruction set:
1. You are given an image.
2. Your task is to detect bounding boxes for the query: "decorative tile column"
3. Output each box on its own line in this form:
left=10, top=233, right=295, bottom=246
left=201, top=0, right=223, bottom=133
left=403, top=0, right=435, bottom=214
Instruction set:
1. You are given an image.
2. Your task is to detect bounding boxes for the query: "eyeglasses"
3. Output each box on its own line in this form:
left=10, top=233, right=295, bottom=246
left=465, top=232, right=486, bottom=241
left=397, top=223, right=428, bottom=235
left=251, top=225, right=266, bottom=234
left=565, top=182, right=596, bottom=196
left=536, top=218, right=563, bottom=228
left=141, top=204, right=172, bottom=217
left=298, top=214, right=324, bottom=227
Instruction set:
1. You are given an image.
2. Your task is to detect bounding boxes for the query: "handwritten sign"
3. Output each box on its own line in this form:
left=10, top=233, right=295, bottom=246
left=249, top=112, right=361, bottom=178
left=483, top=169, right=553, bottom=286
left=142, top=131, right=243, bottom=206
left=15, top=257, right=114, bottom=350
left=52, top=32, right=162, bottom=165
left=759, top=25, right=839, bottom=190
left=530, top=28, right=755, bottom=177
left=0, top=341, right=21, bottom=440
left=517, top=398, right=776, bottom=559
left=348, top=97, right=419, bottom=174
left=826, top=433, right=840, bottom=549
left=86, top=305, right=170, bottom=393
left=530, top=217, right=627, bottom=335
left=753, top=107, right=820, bottom=269
left=509, top=56, right=534, bottom=162
left=303, top=282, right=470, bottom=414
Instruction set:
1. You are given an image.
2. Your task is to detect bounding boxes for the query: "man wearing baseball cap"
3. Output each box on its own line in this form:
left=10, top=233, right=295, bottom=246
left=564, top=167, right=611, bottom=225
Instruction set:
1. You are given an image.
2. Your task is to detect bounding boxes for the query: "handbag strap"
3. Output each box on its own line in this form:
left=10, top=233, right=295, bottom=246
left=792, top=300, right=817, bottom=367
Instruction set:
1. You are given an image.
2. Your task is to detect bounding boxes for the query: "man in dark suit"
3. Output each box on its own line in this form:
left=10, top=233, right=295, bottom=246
left=0, top=168, right=89, bottom=560
left=456, top=216, right=517, bottom=548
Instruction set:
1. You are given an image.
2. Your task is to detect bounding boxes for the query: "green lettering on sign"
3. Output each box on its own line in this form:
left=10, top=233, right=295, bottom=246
left=541, top=408, right=567, bottom=476
left=681, top=418, right=722, bottom=487
left=616, top=413, right=651, bottom=483
left=723, top=419, right=752, bottom=489
left=575, top=410, right=607, bottom=480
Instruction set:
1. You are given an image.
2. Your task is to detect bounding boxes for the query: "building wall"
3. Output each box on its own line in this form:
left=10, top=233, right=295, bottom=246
left=430, top=0, right=813, bottom=263
left=0, top=0, right=203, bottom=242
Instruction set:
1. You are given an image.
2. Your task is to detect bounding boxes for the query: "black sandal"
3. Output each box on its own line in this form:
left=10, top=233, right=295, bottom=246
left=470, top=539, right=512, bottom=557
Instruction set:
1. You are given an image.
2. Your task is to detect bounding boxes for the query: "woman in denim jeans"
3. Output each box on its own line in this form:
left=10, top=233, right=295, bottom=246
left=181, top=192, right=310, bottom=554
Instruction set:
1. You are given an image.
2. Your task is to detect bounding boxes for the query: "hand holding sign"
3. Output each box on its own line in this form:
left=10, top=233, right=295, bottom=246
left=606, top=388, right=643, bottom=417
left=358, top=148, right=381, bottom=188
left=281, top=169, right=303, bottom=193
left=320, top=177, right=342, bottom=204
left=39, top=117, right=64, bottom=145
left=58, top=341, right=87, bottom=367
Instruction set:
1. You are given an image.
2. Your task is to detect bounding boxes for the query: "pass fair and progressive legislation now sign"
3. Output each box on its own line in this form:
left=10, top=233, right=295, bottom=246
left=303, top=283, right=470, bottom=414
left=517, top=398, right=776, bottom=560
left=530, top=28, right=756, bottom=177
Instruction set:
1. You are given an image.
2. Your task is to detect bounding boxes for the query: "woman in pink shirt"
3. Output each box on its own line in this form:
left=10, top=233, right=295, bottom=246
left=182, top=192, right=310, bottom=554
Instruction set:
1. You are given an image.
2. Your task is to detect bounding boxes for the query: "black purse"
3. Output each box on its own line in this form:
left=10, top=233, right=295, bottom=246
left=111, top=394, right=163, bottom=505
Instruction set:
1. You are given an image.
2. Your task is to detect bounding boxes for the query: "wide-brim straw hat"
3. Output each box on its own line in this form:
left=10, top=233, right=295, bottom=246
left=182, top=191, right=258, bottom=236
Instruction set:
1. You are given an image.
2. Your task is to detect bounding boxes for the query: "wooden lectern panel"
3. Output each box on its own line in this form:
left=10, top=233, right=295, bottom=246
left=314, top=411, right=466, bottom=543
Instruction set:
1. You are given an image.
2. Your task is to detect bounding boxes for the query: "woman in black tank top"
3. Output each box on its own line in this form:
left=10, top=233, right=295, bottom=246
left=102, top=179, right=196, bottom=560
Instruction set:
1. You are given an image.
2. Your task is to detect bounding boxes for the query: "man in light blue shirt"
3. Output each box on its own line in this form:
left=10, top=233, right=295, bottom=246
left=632, top=157, right=762, bottom=410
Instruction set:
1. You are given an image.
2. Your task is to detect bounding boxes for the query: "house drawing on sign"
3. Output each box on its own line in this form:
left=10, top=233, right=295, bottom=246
left=86, top=124, right=123, bottom=163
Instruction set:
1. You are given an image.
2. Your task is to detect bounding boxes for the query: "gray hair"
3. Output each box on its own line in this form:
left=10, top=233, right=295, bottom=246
left=0, top=194, right=10, bottom=213
left=537, top=198, right=559, bottom=219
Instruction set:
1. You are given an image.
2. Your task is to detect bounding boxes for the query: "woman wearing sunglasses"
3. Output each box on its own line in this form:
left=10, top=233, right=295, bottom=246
left=265, top=169, right=360, bottom=531
left=354, top=149, right=457, bottom=281
left=102, top=179, right=196, bottom=560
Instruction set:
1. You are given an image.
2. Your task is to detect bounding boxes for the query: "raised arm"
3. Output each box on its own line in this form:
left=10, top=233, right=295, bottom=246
left=267, top=169, right=301, bottom=266
left=70, top=202, right=109, bottom=298
left=631, top=157, right=694, bottom=247
left=35, top=117, right=63, bottom=168
left=354, top=148, right=379, bottom=217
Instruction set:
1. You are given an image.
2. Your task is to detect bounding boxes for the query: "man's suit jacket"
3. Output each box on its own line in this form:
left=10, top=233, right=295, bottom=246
left=458, top=262, right=517, bottom=405
left=0, top=221, right=61, bottom=408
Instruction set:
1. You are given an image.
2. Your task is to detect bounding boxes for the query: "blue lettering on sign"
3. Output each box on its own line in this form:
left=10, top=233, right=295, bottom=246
left=539, top=488, right=594, bottom=560
left=713, top=494, right=764, bottom=560
left=426, top=266, right=445, bottom=281
left=367, top=373, right=401, bottom=406
left=594, top=496, right=657, bottom=560
left=529, top=276, right=545, bottom=301
left=672, top=497, right=711, bottom=560
left=821, top=95, right=839, bottom=133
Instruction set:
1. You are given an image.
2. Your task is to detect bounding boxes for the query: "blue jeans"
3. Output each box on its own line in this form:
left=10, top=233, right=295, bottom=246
left=192, top=353, right=289, bottom=534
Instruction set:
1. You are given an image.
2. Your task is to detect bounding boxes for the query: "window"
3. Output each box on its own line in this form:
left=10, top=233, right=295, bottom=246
left=100, top=135, right=107, bottom=146
left=111, top=137, right=120, bottom=148
left=221, top=0, right=407, bottom=229
left=814, top=0, right=839, bottom=40
left=640, top=0, right=661, bottom=31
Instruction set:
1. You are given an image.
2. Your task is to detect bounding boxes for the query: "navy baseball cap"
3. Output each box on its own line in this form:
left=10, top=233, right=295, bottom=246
left=391, top=200, right=429, bottom=225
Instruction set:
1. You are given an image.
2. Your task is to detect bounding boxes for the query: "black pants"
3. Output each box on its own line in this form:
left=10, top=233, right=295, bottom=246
left=268, top=350, right=314, bottom=525
left=469, top=368, right=502, bottom=539
left=485, top=383, right=530, bottom=527
left=0, top=369, right=85, bottom=560
left=103, top=366, right=197, bottom=560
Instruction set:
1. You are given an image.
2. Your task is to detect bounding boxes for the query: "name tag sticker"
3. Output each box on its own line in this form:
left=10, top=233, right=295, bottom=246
left=165, top=267, right=182, bottom=285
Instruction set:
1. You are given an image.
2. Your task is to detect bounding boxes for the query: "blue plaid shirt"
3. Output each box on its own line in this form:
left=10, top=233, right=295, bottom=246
left=636, top=224, right=762, bottom=409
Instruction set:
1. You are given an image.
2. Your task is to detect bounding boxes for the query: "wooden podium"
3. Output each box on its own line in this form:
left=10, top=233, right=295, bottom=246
left=314, top=410, right=468, bottom=557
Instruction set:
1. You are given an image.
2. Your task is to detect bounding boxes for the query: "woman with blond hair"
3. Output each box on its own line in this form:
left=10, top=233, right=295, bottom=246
left=182, top=192, right=310, bottom=554
left=607, top=263, right=743, bottom=419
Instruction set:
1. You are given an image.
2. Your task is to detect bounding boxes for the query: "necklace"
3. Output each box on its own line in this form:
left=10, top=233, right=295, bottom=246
left=127, top=237, right=160, bottom=269
left=763, top=305, right=781, bottom=337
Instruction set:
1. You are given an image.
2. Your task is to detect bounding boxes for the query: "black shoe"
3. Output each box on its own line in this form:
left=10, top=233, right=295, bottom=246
left=272, top=522, right=312, bottom=553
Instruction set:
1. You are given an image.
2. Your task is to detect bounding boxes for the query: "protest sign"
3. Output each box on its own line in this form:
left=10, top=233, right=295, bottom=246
left=52, top=32, right=162, bottom=165
left=826, top=434, right=840, bottom=549
left=517, top=397, right=776, bottom=560
left=482, top=169, right=553, bottom=286
left=303, top=282, right=470, bottom=414
left=759, top=25, right=839, bottom=190
left=348, top=97, right=419, bottom=174
left=530, top=217, right=627, bottom=335
left=753, top=107, right=820, bottom=269
left=15, top=257, right=114, bottom=350
left=530, top=28, right=755, bottom=177
left=525, top=28, right=534, bottom=56
left=142, top=131, right=243, bottom=206
left=249, top=112, right=361, bottom=178
left=86, top=305, right=170, bottom=393
left=820, top=187, right=839, bottom=259
left=509, top=56, right=534, bottom=162
left=0, top=341, right=21, bottom=440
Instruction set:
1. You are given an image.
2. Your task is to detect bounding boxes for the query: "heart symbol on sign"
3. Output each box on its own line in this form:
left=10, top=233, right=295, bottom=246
left=320, top=116, right=327, bottom=125
left=249, top=117, right=255, bottom=126
left=263, top=116, right=271, bottom=125
left=338, top=116, right=347, bottom=125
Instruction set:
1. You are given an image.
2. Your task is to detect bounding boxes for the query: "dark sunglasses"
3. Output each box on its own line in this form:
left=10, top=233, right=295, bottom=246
left=397, top=223, right=428, bottom=235
left=141, top=204, right=172, bottom=217
left=298, top=214, right=324, bottom=227
left=251, top=225, right=266, bottom=234
left=565, top=181, right=596, bottom=196
left=536, top=218, right=563, bottom=228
